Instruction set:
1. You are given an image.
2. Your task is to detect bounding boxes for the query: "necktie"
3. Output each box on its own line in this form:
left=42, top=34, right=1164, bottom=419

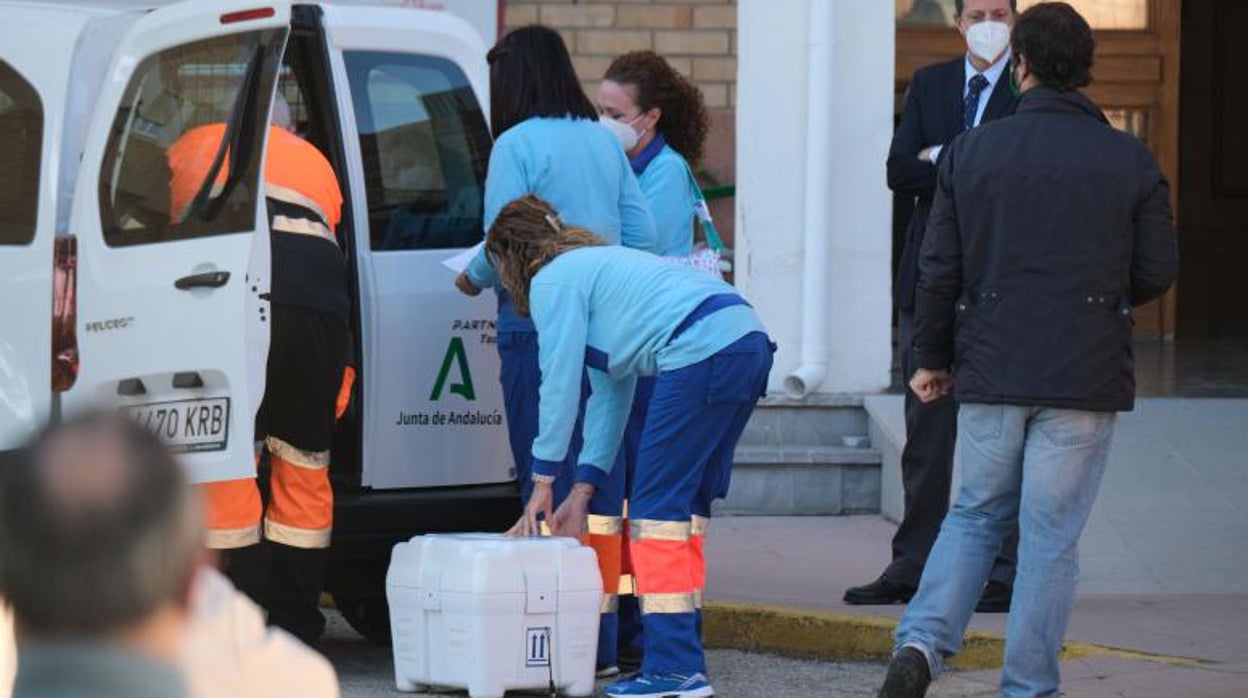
left=964, top=74, right=990, bottom=131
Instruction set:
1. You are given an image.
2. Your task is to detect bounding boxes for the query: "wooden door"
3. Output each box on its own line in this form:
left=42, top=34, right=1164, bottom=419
left=1177, top=0, right=1248, bottom=338
left=895, top=0, right=1181, bottom=337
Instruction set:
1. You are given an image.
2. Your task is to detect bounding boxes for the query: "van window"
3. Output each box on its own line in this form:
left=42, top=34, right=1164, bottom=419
left=0, top=61, right=42, bottom=246
left=345, top=53, right=490, bottom=251
left=99, top=31, right=284, bottom=247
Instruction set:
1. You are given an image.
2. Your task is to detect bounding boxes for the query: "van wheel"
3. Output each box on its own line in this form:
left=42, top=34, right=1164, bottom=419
left=335, top=591, right=392, bottom=647
left=327, top=557, right=392, bottom=646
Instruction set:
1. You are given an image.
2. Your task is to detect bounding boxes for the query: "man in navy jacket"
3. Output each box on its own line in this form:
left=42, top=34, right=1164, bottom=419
left=880, top=5, right=1177, bottom=696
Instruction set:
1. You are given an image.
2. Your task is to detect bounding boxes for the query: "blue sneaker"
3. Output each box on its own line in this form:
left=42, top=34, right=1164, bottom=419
left=604, top=672, right=714, bottom=698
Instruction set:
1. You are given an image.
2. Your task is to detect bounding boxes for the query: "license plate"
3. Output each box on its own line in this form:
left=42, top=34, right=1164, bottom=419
left=124, top=398, right=230, bottom=454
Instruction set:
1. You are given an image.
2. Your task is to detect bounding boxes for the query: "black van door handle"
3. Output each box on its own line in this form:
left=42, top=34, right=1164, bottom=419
left=175, top=271, right=230, bottom=290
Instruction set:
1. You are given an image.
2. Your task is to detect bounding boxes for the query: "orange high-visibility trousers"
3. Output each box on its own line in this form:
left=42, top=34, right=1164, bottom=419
left=582, top=515, right=624, bottom=614
left=630, top=520, right=699, bottom=615
left=202, top=367, right=353, bottom=550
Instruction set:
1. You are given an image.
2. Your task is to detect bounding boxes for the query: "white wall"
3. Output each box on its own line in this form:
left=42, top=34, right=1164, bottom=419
left=736, top=0, right=895, bottom=394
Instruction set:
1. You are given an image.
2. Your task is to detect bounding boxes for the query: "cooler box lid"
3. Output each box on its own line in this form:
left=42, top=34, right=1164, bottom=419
left=388, top=533, right=602, bottom=597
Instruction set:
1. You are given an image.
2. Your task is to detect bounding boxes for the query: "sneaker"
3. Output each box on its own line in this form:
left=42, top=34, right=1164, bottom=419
left=597, top=665, right=621, bottom=679
left=878, top=646, right=932, bottom=698
left=605, top=672, right=714, bottom=698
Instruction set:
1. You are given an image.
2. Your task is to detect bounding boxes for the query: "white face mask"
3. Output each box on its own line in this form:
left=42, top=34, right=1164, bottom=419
left=600, top=114, right=642, bottom=152
left=965, top=21, right=1011, bottom=63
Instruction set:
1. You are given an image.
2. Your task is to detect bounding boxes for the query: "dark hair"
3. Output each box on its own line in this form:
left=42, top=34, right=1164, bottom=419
left=486, top=25, right=598, bottom=139
left=604, top=51, right=710, bottom=165
left=486, top=195, right=605, bottom=316
left=955, top=0, right=1018, bottom=15
left=0, top=413, right=201, bottom=636
left=1011, top=2, right=1095, bottom=92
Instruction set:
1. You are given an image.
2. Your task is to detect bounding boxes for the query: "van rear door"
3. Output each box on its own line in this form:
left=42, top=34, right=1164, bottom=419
left=62, top=2, right=290, bottom=482
left=319, top=5, right=511, bottom=489
left=0, top=12, right=87, bottom=451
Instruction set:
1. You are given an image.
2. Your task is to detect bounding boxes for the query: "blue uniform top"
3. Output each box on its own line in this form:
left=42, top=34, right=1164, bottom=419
left=465, top=117, right=657, bottom=331
left=633, top=137, right=698, bottom=257
left=528, top=246, right=766, bottom=486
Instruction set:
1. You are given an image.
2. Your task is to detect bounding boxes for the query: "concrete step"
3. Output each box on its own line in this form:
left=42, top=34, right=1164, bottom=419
left=733, top=445, right=881, bottom=466
left=736, top=394, right=871, bottom=449
left=864, top=394, right=906, bottom=523
left=717, top=444, right=882, bottom=516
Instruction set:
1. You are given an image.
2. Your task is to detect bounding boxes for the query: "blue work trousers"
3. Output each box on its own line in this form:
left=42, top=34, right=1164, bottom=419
left=630, top=332, right=773, bottom=677
left=497, top=328, right=626, bottom=669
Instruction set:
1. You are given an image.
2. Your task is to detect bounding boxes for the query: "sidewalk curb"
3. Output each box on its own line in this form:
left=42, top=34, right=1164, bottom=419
left=703, top=601, right=1210, bottom=671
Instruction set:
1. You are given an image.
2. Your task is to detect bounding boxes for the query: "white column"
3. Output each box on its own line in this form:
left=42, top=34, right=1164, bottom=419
left=736, top=0, right=895, bottom=395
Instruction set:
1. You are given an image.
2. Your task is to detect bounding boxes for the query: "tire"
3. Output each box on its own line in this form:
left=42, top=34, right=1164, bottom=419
left=327, top=554, right=392, bottom=646
left=335, top=590, right=392, bottom=647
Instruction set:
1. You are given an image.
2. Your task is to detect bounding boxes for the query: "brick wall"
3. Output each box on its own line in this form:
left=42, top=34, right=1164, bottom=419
left=502, top=1, right=737, bottom=108
left=501, top=0, right=739, bottom=244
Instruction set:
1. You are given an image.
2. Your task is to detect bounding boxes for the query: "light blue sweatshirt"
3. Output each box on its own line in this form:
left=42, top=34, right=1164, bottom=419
left=465, top=117, right=657, bottom=331
left=637, top=144, right=698, bottom=257
left=528, top=246, right=766, bottom=486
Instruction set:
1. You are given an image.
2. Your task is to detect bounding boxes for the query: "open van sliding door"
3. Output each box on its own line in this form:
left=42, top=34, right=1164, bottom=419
left=320, top=5, right=511, bottom=490
left=62, top=2, right=290, bottom=483
left=0, top=12, right=86, bottom=453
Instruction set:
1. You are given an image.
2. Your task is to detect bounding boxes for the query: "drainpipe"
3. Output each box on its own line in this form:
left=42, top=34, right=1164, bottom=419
left=784, top=0, right=835, bottom=398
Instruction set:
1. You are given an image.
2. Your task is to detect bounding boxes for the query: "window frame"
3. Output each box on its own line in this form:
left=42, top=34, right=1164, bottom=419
left=0, top=60, right=43, bottom=247
left=343, top=50, right=492, bottom=253
left=895, top=0, right=1156, bottom=33
left=97, top=29, right=284, bottom=249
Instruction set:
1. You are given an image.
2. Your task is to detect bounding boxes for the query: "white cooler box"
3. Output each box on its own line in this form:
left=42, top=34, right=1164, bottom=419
left=387, top=533, right=603, bottom=697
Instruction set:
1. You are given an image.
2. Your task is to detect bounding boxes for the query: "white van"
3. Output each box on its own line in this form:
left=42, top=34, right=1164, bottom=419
left=0, top=0, right=516, bottom=643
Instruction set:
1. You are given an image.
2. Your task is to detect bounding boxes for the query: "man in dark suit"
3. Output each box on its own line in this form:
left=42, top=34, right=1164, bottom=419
left=845, top=0, right=1020, bottom=611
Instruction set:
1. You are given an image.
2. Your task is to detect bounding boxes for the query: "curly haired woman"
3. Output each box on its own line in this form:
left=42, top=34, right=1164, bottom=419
left=596, top=51, right=716, bottom=676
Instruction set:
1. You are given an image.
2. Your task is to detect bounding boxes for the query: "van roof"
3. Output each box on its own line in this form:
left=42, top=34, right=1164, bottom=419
left=0, top=0, right=438, bottom=16
left=0, top=0, right=178, bottom=16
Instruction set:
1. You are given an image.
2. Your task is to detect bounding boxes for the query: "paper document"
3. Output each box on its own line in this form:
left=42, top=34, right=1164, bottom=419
left=442, top=242, right=485, bottom=274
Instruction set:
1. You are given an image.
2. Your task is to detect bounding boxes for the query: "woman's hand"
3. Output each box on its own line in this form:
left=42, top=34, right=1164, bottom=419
left=550, top=483, right=595, bottom=538
left=455, top=271, right=482, bottom=297
left=508, top=480, right=554, bottom=537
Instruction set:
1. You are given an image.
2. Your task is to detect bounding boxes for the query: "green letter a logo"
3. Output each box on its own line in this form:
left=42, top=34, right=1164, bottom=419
left=431, top=336, right=476, bottom=401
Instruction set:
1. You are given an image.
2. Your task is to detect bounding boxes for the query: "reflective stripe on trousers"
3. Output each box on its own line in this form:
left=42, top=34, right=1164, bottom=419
left=202, top=367, right=353, bottom=551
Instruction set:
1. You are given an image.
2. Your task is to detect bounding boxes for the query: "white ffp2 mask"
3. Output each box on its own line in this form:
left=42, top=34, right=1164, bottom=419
left=600, top=115, right=641, bottom=152
left=966, top=21, right=1011, bottom=63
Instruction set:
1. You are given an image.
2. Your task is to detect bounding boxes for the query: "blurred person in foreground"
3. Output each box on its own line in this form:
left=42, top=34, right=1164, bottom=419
left=0, top=413, right=339, bottom=698
left=878, top=4, right=1177, bottom=697
left=0, top=413, right=202, bottom=698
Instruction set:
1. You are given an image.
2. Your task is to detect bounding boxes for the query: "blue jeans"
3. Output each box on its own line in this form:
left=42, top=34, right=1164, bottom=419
left=895, top=403, right=1116, bottom=697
